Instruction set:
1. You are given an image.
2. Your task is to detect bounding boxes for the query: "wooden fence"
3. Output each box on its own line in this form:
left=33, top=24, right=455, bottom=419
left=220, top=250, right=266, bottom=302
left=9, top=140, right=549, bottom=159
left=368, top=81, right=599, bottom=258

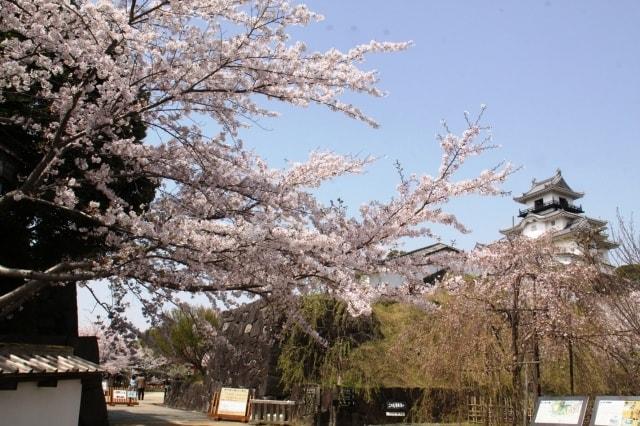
left=467, top=395, right=533, bottom=425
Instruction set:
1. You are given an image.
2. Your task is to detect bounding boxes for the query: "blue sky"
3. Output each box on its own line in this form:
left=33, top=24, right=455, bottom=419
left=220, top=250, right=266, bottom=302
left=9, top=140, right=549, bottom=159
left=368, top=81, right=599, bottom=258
left=78, top=0, right=640, bottom=327
left=234, top=0, right=640, bottom=249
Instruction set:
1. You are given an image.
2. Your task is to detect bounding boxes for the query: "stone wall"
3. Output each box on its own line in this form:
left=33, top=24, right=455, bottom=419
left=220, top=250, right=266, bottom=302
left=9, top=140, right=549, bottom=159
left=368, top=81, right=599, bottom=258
left=207, top=300, right=284, bottom=398
left=164, top=300, right=286, bottom=413
left=164, top=380, right=212, bottom=413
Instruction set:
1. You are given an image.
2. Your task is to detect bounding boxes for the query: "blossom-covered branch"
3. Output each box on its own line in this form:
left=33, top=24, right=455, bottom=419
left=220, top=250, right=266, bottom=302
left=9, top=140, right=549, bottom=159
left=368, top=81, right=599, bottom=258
left=0, top=0, right=513, bottom=325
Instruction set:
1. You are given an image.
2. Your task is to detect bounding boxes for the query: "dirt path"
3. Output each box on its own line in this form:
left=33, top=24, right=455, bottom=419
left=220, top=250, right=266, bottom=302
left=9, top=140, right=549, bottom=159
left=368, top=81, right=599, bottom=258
left=108, top=392, right=239, bottom=426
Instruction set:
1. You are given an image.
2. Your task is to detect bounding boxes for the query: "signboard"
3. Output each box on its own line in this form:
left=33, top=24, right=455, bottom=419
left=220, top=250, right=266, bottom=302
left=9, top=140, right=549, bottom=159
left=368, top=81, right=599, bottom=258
left=113, top=390, right=128, bottom=400
left=337, top=388, right=355, bottom=407
left=532, top=396, right=589, bottom=426
left=385, top=401, right=407, bottom=418
left=590, top=396, right=640, bottom=426
left=216, top=388, right=250, bottom=417
left=108, top=389, right=139, bottom=406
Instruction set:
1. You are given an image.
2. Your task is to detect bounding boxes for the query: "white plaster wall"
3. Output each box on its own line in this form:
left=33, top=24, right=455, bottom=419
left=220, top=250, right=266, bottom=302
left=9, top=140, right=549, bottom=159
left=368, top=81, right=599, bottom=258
left=368, top=265, right=442, bottom=288
left=0, top=379, right=82, bottom=426
left=545, top=217, right=566, bottom=232
left=522, top=216, right=573, bottom=238
left=555, top=239, right=580, bottom=255
left=524, top=192, right=553, bottom=208
left=546, top=191, right=564, bottom=203
left=523, top=191, right=577, bottom=209
left=367, top=272, right=406, bottom=288
left=522, top=221, right=546, bottom=238
left=598, top=249, right=611, bottom=264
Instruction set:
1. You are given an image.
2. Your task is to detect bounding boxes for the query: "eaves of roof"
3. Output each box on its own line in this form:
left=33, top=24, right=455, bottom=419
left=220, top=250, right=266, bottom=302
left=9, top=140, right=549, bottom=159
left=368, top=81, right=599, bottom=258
left=513, top=185, right=584, bottom=203
left=499, top=210, right=584, bottom=235
left=0, top=344, right=102, bottom=378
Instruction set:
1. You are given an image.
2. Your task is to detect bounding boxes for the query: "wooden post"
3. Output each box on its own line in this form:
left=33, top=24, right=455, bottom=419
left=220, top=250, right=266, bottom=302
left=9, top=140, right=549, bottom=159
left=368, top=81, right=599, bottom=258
left=568, top=339, right=575, bottom=395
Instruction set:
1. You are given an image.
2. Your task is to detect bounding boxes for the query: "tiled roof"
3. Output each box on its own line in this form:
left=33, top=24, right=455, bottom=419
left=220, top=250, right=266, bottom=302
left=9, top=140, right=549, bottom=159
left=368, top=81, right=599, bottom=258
left=514, top=169, right=584, bottom=203
left=0, top=344, right=101, bottom=376
left=398, top=242, right=460, bottom=258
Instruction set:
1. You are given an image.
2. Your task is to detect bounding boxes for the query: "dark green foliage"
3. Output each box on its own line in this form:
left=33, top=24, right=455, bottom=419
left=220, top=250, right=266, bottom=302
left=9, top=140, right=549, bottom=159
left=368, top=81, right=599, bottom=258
left=616, top=264, right=640, bottom=283
left=0, top=84, right=155, bottom=268
left=144, top=306, right=219, bottom=377
left=0, top=26, right=156, bottom=326
left=277, top=295, right=380, bottom=390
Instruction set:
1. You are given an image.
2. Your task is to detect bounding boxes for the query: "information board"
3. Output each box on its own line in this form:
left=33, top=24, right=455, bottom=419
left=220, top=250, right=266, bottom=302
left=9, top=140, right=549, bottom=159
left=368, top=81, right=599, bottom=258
left=113, top=390, right=128, bottom=400
left=532, top=396, right=589, bottom=426
left=338, top=388, right=355, bottom=407
left=385, top=401, right=407, bottom=418
left=216, top=388, right=250, bottom=417
left=590, top=396, right=640, bottom=426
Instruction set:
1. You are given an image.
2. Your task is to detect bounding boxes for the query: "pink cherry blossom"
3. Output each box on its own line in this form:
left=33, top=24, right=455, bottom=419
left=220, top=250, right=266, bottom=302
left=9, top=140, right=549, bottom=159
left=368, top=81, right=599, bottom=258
left=0, top=1, right=514, bottom=326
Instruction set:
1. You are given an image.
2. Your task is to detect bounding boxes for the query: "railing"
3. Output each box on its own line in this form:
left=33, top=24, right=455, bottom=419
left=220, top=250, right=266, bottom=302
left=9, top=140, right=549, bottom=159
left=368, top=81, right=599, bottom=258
left=249, top=399, right=298, bottom=425
left=519, top=199, right=583, bottom=217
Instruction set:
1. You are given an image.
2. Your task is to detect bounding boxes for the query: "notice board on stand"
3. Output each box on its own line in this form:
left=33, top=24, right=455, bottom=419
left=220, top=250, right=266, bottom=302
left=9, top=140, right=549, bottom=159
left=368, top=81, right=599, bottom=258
left=531, top=396, right=589, bottom=426
left=590, top=396, right=640, bottom=426
left=209, top=387, right=252, bottom=422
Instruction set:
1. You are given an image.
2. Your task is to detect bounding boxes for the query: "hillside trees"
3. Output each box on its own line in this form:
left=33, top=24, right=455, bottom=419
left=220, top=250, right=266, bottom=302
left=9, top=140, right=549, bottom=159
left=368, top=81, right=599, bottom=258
left=278, top=295, right=379, bottom=390
left=144, top=306, right=219, bottom=377
left=0, top=0, right=513, bottom=327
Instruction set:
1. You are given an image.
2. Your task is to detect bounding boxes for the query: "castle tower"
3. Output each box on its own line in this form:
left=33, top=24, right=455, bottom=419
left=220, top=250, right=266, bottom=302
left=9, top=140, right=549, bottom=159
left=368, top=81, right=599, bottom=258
left=500, top=169, right=617, bottom=264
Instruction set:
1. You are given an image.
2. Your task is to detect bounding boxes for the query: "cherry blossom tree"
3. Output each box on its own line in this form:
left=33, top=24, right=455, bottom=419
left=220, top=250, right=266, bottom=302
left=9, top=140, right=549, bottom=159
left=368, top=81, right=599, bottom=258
left=79, top=324, right=154, bottom=373
left=611, top=211, right=640, bottom=266
left=600, top=212, right=640, bottom=385
left=0, top=0, right=513, bottom=326
left=442, top=235, right=608, bottom=425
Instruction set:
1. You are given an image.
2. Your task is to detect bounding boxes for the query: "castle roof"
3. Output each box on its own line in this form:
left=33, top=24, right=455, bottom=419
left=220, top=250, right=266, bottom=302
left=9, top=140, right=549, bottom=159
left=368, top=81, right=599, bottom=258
left=499, top=209, right=607, bottom=236
left=513, top=169, right=584, bottom=204
left=398, top=242, right=460, bottom=258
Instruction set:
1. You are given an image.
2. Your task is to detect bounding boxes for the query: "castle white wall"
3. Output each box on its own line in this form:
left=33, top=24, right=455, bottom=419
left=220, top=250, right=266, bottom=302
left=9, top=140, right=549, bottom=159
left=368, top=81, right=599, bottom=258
left=598, top=249, right=612, bottom=265
left=523, top=191, right=578, bottom=209
left=368, top=264, right=442, bottom=288
left=555, top=239, right=581, bottom=256
left=520, top=214, right=571, bottom=238
left=522, top=222, right=545, bottom=238
left=366, top=272, right=405, bottom=288
left=0, top=379, right=82, bottom=426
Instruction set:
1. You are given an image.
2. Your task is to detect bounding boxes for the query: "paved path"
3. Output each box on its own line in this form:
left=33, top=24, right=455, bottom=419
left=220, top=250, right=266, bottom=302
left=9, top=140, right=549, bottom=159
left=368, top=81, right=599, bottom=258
left=108, top=392, right=239, bottom=426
